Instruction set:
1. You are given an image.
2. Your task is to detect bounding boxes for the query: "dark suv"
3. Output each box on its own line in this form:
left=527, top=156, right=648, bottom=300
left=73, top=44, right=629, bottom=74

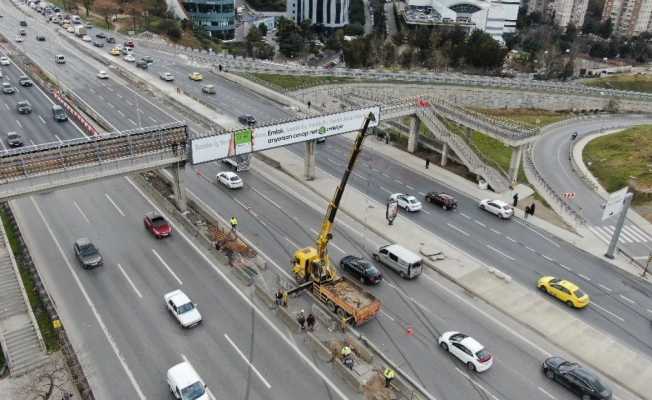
left=73, top=238, right=103, bottom=269
left=542, top=357, right=612, bottom=400
left=340, top=255, right=383, bottom=285
left=135, top=59, right=148, bottom=69
left=425, top=192, right=457, bottom=210
left=238, top=114, right=256, bottom=126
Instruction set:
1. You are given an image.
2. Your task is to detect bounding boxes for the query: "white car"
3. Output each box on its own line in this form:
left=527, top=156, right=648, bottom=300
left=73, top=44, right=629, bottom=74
left=389, top=193, right=422, bottom=212
left=123, top=54, right=135, bottom=62
left=66, top=26, right=75, bottom=33
left=81, top=34, right=91, bottom=42
left=167, top=362, right=208, bottom=400
left=478, top=199, right=513, bottom=219
left=96, top=70, right=108, bottom=79
left=164, top=289, right=202, bottom=328
left=160, top=72, right=175, bottom=81
left=438, top=331, right=493, bottom=372
left=15, top=36, right=24, bottom=43
left=216, top=171, right=243, bottom=189
left=0, top=56, right=10, bottom=66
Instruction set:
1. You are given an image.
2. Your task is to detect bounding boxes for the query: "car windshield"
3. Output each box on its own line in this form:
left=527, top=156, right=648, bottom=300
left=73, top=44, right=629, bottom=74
left=178, top=302, right=194, bottom=314
left=8, top=133, right=19, bottom=139
left=79, top=244, right=97, bottom=257
left=558, top=361, right=577, bottom=373
left=230, top=176, right=240, bottom=182
left=476, top=350, right=492, bottom=362
left=362, top=263, right=379, bottom=275
left=151, top=216, right=168, bottom=227
left=573, top=289, right=585, bottom=298
left=408, top=198, right=418, bottom=204
left=180, top=381, right=205, bottom=400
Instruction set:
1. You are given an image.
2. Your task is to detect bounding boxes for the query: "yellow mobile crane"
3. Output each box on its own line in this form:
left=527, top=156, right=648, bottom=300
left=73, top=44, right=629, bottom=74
left=289, top=112, right=381, bottom=326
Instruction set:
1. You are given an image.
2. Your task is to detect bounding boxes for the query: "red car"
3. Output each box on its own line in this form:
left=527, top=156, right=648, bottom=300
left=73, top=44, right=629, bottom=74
left=124, top=40, right=135, bottom=48
left=144, top=212, right=172, bottom=238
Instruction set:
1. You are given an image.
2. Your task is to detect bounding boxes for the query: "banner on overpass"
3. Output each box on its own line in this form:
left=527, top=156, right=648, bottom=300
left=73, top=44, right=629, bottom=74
left=190, top=106, right=381, bottom=165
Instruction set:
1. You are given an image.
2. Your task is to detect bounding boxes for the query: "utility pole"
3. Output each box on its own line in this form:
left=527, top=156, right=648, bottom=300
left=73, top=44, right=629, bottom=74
left=604, top=192, right=633, bottom=259
left=642, top=253, right=652, bottom=278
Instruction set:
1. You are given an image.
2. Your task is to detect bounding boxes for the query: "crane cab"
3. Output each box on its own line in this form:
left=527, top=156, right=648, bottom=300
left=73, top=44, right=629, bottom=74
left=292, top=247, right=335, bottom=283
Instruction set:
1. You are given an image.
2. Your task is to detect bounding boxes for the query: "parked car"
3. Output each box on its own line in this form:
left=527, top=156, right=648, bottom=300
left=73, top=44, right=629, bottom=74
left=425, top=192, right=457, bottom=210
left=164, top=290, right=202, bottom=328
left=238, top=114, right=256, bottom=126
left=18, top=76, right=33, bottom=87
left=73, top=238, right=103, bottom=269
left=16, top=100, right=32, bottom=114
left=144, top=212, right=172, bottom=238
left=389, top=193, right=422, bottom=212
left=188, top=72, right=203, bottom=81
left=537, top=276, right=590, bottom=308
left=96, top=70, right=108, bottom=79
left=340, top=255, right=382, bottom=285
left=0, top=56, right=10, bottom=65
left=216, top=171, right=243, bottom=189
left=201, top=84, right=216, bottom=94
left=159, top=72, right=174, bottom=81
left=2, top=82, right=16, bottom=94
left=478, top=199, right=513, bottom=219
left=6, top=131, right=23, bottom=147
left=542, top=356, right=612, bottom=399
left=438, top=331, right=493, bottom=372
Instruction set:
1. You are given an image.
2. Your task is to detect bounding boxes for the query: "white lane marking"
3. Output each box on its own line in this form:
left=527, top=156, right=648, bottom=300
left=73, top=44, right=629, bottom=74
left=598, top=284, right=612, bottom=293
left=379, top=186, right=392, bottom=194
left=422, top=209, right=431, bottom=215
left=117, top=109, right=125, bottom=117
left=128, top=178, right=351, bottom=399
left=619, top=294, right=636, bottom=305
left=128, top=118, right=137, bottom=126
left=326, top=157, right=338, bottom=164
left=382, top=173, right=390, bottom=178
left=310, top=228, right=318, bottom=235
left=505, top=236, right=516, bottom=242
left=148, top=116, right=157, bottom=123
left=588, top=226, right=610, bottom=244
left=224, top=333, right=272, bottom=389
left=514, top=219, right=561, bottom=248
left=380, top=310, right=395, bottom=321
left=628, top=224, right=652, bottom=241
left=648, top=309, right=652, bottom=313
left=447, top=223, right=470, bottom=237
left=474, top=220, right=486, bottom=228
left=4, top=103, right=9, bottom=110
left=330, top=242, right=346, bottom=254
left=578, top=273, right=591, bottom=281
left=54, top=135, right=63, bottom=143
left=559, top=263, right=572, bottom=272
left=623, top=225, right=646, bottom=242
left=406, top=184, right=415, bottom=190
left=233, top=197, right=249, bottom=210
left=352, top=172, right=367, bottom=181
left=116, top=264, right=143, bottom=298
left=116, top=93, right=123, bottom=98
left=181, top=354, right=216, bottom=400
left=89, top=87, right=96, bottom=94
left=418, top=191, right=426, bottom=196
left=107, top=102, right=115, bottom=108
left=250, top=187, right=282, bottom=210
left=486, top=245, right=515, bottom=261
left=126, top=100, right=133, bottom=106
left=591, top=302, right=625, bottom=322
left=459, top=213, right=471, bottom=219
left=73, top=201, right=90, bottom=224
left=490, top=228, right=501, bottom=235
left=30, top=198, right=147, bottom=400
left=30, top=140, right=35, bottom=146
left=106, top=86, right=114, bottom=92
left=394, top=179, right=403, bottom=185
left=454, top=368, right=500, bottom=400
left=525, top=246, right=536, bottom=252
left=38, top=115, right=46, bottom=124
left=105, top=193, right=126, bottom=216
left=538, top=386, right=555, bottom=399
left=151, top=249, right=183, bottom=285
left=284, top=236, right=299, bottom=248
left=542, top=255, right=554, bottom=262
left=16, top=119, right=22, bottom=129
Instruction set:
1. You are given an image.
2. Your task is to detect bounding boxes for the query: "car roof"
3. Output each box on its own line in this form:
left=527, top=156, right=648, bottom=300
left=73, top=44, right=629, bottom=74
left=165, top=289, right=191, bottom=305
left=459, top=336, right=485, bottom=353
left=559, top=279, right=580, bottom=291
left=380, top=244, right=421, bottom=263
left=167, top=361, right=202, bottom=389
left=145, top=211, right=163, bottom=219
left=219, top=171, right=238, bottom=177
left=75, top=237, right=92, bottom=246
left=7, top=132, right=20, bottom=137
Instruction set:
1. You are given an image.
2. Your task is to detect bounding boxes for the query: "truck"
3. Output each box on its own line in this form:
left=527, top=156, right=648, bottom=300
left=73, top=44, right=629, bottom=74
left=74, top=25, right=86, bottom=37
left=288, top=112, right=381, bottom=326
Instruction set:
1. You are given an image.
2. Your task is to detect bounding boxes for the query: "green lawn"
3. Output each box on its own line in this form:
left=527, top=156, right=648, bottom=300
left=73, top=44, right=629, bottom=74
left=583, top=125, right=652, bottom=195
left=584, top=74, right=652, bottom=93
left=0, top=208, right=59, bottom=352
left=472, top=108, right=571, bottom=128
left=250, top=73, right=352, bottom=90
left=470, top=132, right=512, bottom=172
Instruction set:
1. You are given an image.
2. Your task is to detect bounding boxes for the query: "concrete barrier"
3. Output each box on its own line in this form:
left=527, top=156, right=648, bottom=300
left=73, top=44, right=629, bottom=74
left=254, top=281, right=275, bottom=309
left=306, top=333, right=333, bottom=362
left=346, top=334, right=373, bottom=364
left=255, top=152, right=282, bottom=169
left=276, top=305, right=301, bottom=334
left=333, top=359, right=364, bottom=393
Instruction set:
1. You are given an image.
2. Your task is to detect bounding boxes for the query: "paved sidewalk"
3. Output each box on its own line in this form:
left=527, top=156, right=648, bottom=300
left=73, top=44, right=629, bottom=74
left=255, top=146, right=650, bottom=400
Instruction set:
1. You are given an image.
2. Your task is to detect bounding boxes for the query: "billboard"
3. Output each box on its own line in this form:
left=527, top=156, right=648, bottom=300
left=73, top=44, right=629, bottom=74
left=190, top=106, right=381, bottom=165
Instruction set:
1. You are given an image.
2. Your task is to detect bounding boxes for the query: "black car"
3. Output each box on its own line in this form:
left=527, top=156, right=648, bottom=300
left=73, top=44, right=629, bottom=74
left=20, top=20, right=27, bottom=27
left=18, top=76, right=33, bottom=87
left=106, top=36, right=116, bottom=44
left=135, top=60, right=148, bottom=69
left=6, top=132, right=23, bottom=147
left=16, top=101, right=32, bottom=114
left=238, top=114, right=256, bottom=126
left=36, top=34, right=45, bottom=41
left=92, top=40, right=104, bottom=48
left=543, top=357, right=612, bottom=400
left=425, top=192, right=458, bottom=210
left=95, top=32, right=106, bottom=39
left=73, top=238, right=103, bottom=269
left=340, top=255, right=383, bottom=285
left=141, top=55, right=154, bottom=64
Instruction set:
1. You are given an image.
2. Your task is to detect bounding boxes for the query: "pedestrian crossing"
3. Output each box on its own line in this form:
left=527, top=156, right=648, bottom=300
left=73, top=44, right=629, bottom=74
left=589, top=224, right=652, bottom=244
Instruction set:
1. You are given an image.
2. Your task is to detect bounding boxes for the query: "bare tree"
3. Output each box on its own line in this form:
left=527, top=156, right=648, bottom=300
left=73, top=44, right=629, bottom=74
left=15, top=356, right=72, bottom=400
left=94, top=0, right=116, bottom=30
left=81, top=0, right=95, bottom=16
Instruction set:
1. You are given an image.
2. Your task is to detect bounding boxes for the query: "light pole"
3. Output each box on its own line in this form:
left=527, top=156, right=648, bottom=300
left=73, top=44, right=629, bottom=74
left=604, top=192, right=633, bottom=259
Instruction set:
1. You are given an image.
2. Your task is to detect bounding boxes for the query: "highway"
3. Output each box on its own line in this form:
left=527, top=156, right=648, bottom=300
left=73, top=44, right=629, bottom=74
left=534, top=117, right=652, bottom=260
left=0, top=2, right=648, bottom=399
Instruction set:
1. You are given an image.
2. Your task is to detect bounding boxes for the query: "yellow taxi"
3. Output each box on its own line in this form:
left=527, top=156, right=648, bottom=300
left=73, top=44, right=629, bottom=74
left=110, top=47, right=121, bottom=56
left=188, top=72, right=203, bottom=81
left=537, top=276, right=590, bottom=308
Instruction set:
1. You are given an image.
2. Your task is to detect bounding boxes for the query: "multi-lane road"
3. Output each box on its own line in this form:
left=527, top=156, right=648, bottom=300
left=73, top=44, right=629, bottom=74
left=1, top=2, right=650, bottom=399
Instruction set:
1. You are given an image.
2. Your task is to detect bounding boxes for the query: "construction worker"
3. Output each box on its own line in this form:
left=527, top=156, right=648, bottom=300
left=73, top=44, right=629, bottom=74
left=384, top=367, right=396, bottom=387
left=296, top=309, right=306, bottom=330
left=275, top=289, right=284, bottom=307
left=306, top=312, right=315, bottom=331
left=341, top=345, right=353, bottom=369
left=230, top=216, right=238, bottom=231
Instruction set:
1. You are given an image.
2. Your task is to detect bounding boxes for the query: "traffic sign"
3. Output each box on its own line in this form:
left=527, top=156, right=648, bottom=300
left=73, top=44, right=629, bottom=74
left=602, top=187, right=629, bottom=221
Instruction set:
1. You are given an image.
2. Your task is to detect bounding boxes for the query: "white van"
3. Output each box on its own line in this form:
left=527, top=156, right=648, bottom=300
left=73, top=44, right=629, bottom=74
left=373, top=244, right=422, bottom=279
left=167, top=361, right=209, bottom=400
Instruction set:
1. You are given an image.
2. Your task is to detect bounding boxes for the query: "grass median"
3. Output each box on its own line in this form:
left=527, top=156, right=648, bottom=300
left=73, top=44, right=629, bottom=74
left=471, top=108, right=571, bottom=128
left=584, top=74, right=652, bottom=93
left=250, top=73, right=352, bottom=90
left=0, top=208, right=59, bottom=352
